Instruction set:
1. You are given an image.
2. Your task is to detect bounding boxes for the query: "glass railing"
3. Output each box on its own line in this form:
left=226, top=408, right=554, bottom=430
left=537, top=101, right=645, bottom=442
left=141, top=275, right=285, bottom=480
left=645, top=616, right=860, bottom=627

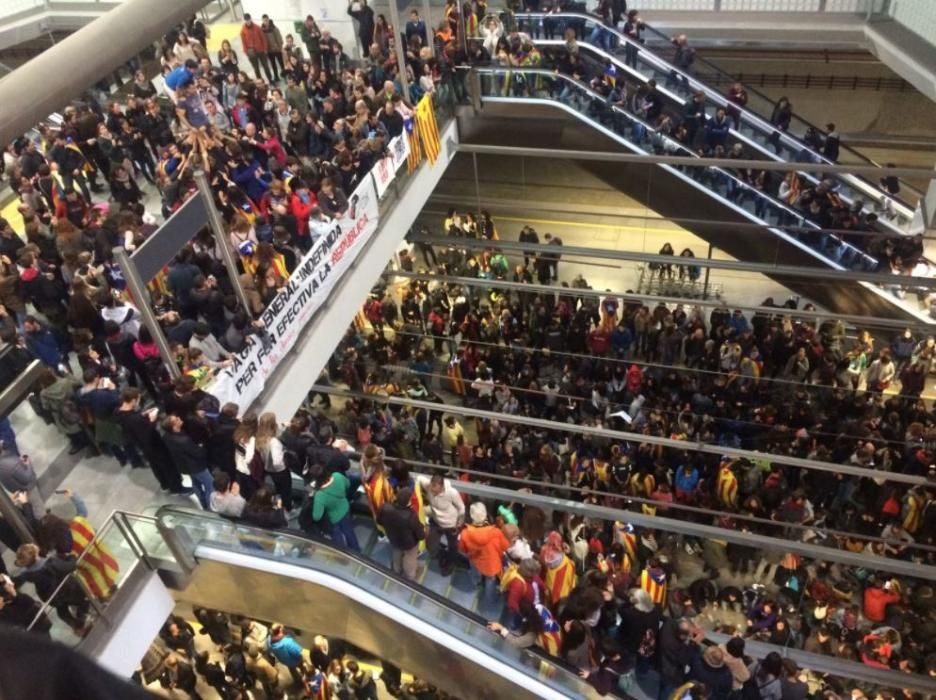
left=155, top=505, right=600, bottom=699
left=25, top=511, right=158, bottom=646
left=508, top=11, right=918, bottom=223
left=475, top=66, right=879, bottom=272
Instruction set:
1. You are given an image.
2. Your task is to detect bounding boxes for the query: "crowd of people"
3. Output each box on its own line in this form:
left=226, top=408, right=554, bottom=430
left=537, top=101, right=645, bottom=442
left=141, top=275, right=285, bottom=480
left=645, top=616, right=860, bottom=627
left=466, top=15, right=924, bottom=286
left=141, top=610, right=449, bottom=699
left=0, top=6, right=932, bottom=700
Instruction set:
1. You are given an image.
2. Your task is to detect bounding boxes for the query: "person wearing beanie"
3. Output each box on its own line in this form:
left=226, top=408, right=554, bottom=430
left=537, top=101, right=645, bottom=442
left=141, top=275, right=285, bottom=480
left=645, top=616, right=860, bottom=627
left=688, top=645, right=733, bottom=700
left=540, top=530, right=577, bottom=607
left=377, top=487, right=425, bottom=581
left=458, top=501, right=510, bottom=601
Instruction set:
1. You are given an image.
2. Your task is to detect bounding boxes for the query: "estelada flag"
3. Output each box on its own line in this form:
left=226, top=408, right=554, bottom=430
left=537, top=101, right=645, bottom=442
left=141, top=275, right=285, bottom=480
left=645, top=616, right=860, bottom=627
left=544, top=555, right=577, bottom=606
left=405, top=116, right=422, bottom=172
left=640, top=566, right=668, bottom=606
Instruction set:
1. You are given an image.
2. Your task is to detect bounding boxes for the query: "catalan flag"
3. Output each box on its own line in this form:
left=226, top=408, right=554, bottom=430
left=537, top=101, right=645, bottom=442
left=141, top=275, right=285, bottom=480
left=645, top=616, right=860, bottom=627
left=364, top=472, right=393, bottom=535
left=70, top=516, right=119, bottom=600
left=447, top=356, right=465, bottom=395
left=415, top=94, right=441, bottom=164
left=640, top=566, right=667, bottom=606
left=544, top=555, right=577, bottom=607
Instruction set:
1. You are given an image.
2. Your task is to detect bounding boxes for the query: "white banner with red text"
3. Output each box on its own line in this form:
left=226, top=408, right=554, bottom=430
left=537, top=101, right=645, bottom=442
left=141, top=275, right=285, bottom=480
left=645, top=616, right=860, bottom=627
left=207, top=176, right=380, bottom=409
left=372, top=133, right=412, bottom=199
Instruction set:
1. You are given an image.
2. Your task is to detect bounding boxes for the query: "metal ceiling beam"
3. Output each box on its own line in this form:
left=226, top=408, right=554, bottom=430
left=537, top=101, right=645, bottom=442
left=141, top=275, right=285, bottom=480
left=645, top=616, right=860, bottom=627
left=457, top=143, right=936, bottom=181
left=312, top=385, right=932, bottom=488
left=383, top=269, right=930, bottom=332
left=408, top=234, right=936, bottom=290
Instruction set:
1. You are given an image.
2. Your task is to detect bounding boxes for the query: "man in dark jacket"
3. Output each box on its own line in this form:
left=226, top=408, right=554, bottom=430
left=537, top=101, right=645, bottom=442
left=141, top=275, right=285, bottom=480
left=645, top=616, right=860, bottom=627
left=161, top=414, right=213, bottom=509
left=376, top=487, right=424, bottom=580
left=114, top=388, right=188, bottom=494
left=658, top=617, right=702, bottom=699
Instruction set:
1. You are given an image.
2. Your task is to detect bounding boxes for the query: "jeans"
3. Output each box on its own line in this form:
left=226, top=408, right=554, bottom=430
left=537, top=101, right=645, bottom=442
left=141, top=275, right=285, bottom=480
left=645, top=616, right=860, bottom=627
left=427, top=521, right=459, bottom=569
left=468, top=561, right=500, bottom=603
left=331, top=512, right=361, bottom=551
left=189, top=468, right=214, bottom=510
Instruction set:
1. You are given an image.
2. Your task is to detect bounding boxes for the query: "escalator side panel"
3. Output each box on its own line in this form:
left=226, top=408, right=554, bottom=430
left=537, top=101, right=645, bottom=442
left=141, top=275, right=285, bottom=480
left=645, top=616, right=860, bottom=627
left=461, top=104, right=916, bottom=319
left=175, top=556, right=560, bottom=700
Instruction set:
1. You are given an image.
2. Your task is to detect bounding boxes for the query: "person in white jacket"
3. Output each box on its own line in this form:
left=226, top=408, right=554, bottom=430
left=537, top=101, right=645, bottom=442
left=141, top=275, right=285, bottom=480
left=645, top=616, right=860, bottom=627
left=417, top=473, right=464, bottom=575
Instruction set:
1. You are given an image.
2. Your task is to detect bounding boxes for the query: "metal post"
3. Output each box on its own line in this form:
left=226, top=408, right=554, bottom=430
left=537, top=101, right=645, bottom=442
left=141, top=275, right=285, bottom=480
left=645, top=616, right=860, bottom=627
left=421, top=0, right=432, bottom=43
left=472, top=151, right=482, bottom=218
left=387, top=0, right=411, bottom=101
left=114, top=247, right=181, bottom=379
left=469, top=66, right=481, bottom=111
left=702, top=243, right=712, bottom=300
left=194, top=171, right=253, bottom=316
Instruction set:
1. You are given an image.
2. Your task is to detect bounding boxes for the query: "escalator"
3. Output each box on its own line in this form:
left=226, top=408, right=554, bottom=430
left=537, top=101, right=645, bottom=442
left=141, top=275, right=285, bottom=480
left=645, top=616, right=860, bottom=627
left=153, top=506, right=601, bottom=700
left=510, top=11, right=921, bottom=223
left=460, top=66, right=934, bottom=322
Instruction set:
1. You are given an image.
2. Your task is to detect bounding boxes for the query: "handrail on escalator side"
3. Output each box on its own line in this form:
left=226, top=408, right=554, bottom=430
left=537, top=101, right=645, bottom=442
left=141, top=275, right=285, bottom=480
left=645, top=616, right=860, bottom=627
left=506, top=10, right=923, bottom=204
left=152, top=505, right=617, bottom=698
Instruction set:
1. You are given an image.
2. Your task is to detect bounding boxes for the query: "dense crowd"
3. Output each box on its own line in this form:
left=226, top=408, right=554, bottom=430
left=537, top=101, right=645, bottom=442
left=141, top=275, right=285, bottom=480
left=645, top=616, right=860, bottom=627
left=140, top=610, right=451, bottom=699
left=0, top=6, right=932, bottom=700
left=463, top=16, right=926, bottom=287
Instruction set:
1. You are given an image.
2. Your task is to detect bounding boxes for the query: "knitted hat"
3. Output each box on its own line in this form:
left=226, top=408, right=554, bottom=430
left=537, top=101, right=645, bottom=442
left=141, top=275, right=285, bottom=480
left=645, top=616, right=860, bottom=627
left=469, top=501, right=488, bottom=525
left=703, top=646, right=725, bottom=668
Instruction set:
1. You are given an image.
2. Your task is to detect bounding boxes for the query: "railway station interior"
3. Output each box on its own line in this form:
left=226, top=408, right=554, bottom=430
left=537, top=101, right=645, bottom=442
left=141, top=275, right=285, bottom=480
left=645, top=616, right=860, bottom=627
left=3, top=0, right=936, bottom=698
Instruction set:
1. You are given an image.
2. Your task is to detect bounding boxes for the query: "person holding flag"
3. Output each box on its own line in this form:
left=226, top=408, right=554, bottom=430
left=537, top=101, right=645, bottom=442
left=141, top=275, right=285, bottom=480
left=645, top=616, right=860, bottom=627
left=639, top=557, right=668, bottom=607
left=361, top=444, right=393, bottom=536
left=540, top=531, right=577, bottom=608
left=716, top=458, right=739, bottom=509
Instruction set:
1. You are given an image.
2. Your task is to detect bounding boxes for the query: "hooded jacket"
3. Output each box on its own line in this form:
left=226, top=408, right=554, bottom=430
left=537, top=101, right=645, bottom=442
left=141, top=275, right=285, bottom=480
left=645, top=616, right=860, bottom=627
left=458, top=523, right=509, bottom=577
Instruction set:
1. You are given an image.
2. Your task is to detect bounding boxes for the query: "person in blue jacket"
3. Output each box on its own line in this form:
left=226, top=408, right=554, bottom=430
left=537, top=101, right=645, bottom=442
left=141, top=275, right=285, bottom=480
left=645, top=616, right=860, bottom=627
left=22, top=316, right=63, bottom=370
left=268, top=622, right=305, bottom=686
left=230, top=149, right=271, bottom=205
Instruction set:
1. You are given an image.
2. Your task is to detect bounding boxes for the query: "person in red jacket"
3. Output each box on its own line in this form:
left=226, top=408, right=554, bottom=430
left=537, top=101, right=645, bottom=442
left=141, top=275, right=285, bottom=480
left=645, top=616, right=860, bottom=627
left=240, top=14, right=273, bottom=82
left=503, top=558, right=546, bottom=622
left=288, top=179, right=317, bottom=245
left=862, top=579, right=901, bottom=623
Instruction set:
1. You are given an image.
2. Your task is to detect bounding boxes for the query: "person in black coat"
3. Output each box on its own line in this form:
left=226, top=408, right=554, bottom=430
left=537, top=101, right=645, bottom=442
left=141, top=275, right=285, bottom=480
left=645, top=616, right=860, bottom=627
left=206, top=403, right=240, bottom=478
left=114, top=389, right=187, bottom=494
left=161, top=414, right=213, bottom=509
left=241, top=488, right=288, bottom=529
left=376, top=487, right=424, bottom=581
left=12, top=543, right=89, bottom=634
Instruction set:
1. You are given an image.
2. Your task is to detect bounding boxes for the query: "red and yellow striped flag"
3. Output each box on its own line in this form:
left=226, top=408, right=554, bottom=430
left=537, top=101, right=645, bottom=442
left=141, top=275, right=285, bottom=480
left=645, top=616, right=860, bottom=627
left=415, top=94, right=441, bottom=164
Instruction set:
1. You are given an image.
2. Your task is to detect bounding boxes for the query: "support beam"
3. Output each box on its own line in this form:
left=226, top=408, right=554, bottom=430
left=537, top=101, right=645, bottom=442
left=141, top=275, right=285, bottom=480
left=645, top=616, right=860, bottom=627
left=0, top=0, right=207, bottom=146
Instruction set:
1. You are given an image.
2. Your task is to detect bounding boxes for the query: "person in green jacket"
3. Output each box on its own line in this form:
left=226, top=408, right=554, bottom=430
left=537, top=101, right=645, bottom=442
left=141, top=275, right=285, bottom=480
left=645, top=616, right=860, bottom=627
left=311, top=466, right=361, bottom=551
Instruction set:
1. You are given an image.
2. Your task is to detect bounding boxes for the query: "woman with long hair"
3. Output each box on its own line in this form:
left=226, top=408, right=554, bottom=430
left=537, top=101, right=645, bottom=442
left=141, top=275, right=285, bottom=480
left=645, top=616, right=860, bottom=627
left=218, top=39, right=239, bottom=76
left=254, top=412, right=292, bottom=507
left=242, top=487, right=288, bottom=529
left=361, top=444, right=393, bottom=535
left=233, top=412, right=260, bottom=499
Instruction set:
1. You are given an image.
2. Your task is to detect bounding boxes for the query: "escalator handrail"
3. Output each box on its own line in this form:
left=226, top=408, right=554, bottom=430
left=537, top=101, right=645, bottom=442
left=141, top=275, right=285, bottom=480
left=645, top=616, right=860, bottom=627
left=534, top=36, right=912, bottom=242
left=631, top=14, right=925, bottom=194
left=154, top=505, right=606, bottom=698
left=509, top=11, right=920, bottom=212
left=474, top=66, right=878, bottom=270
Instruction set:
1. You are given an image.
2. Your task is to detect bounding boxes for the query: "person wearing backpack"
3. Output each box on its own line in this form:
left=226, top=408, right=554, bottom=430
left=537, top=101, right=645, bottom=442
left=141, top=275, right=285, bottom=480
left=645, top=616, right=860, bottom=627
left=742, top=652, right=783, bottom=700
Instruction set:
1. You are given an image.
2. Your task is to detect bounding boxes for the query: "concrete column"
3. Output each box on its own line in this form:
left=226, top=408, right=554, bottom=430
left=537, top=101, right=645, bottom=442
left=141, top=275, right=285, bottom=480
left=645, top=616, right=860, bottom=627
left=387, top=0, right=411, bottom=101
